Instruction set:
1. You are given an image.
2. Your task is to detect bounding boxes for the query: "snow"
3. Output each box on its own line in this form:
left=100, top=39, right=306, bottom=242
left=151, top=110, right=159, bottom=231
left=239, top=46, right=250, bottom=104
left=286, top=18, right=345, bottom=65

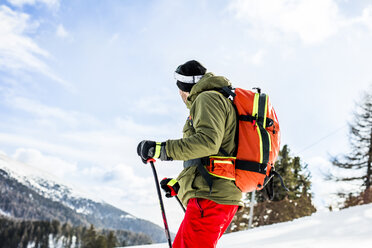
left=0, top=153, right=104, bottom=205
left=0, top=208, right=11, bottom=217
left=120, top=214, right=136, bottom=219
left=128, top=203, right=372, bottom=248
left=75, top=207, right=93, bottom=215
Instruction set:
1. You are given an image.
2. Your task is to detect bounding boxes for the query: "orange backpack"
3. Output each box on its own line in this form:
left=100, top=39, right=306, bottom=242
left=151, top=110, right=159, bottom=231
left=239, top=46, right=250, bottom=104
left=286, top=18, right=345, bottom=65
left=233, top=88, right=280, bottom=192
left=204, top=87, right=282, bottom=193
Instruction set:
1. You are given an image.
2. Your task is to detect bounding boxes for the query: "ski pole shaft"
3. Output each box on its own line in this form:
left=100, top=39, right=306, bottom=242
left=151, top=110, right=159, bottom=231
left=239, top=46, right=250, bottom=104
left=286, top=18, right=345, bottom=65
left=148, top=159, right=172, bottom=248
left=175, top=196, right=186, bottom=213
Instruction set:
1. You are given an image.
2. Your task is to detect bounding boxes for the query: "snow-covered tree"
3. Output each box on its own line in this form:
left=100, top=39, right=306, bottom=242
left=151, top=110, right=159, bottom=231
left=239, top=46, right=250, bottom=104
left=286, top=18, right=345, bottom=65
left=330, top=88, right=372, bottom=207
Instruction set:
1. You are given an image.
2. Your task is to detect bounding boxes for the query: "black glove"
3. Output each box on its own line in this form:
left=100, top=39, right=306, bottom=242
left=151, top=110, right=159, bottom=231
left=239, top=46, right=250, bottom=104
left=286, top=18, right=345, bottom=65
left=160, top=178, right=180, bottom=198
left=137, top=140, right=172, bottom=164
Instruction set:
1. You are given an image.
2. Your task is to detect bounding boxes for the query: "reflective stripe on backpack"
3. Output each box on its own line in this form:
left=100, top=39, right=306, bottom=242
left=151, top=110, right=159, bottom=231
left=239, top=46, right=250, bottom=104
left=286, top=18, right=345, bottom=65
left=203, top=87, right=281, bottom=193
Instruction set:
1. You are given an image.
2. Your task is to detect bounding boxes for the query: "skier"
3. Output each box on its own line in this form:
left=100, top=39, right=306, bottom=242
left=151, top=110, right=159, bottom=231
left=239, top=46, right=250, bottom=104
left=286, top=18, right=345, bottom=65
left=137, top=60, right=243, bottom=248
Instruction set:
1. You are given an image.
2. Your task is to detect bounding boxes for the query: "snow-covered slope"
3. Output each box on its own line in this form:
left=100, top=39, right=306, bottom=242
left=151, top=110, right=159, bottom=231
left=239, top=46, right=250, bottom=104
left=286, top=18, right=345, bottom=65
left=130, top=203, right=372, bottom=248
left=0, top=153, right=166, bottom=242
left=0, top=153, right=102, bottom=207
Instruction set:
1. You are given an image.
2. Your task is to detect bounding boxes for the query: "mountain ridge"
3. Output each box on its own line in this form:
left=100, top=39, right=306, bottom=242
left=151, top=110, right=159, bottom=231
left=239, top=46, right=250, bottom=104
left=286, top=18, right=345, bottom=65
left=0, top=154, right=165, bottom=243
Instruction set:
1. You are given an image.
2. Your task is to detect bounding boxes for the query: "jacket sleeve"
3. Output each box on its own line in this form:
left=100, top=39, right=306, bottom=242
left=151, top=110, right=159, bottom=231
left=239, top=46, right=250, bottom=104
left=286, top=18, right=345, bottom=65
left=166, top=92, right=227, bottom=161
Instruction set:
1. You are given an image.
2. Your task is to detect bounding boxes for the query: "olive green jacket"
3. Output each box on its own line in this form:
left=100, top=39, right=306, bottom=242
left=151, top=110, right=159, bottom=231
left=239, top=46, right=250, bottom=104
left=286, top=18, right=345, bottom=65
left=166, top=72, right=243, bottom=206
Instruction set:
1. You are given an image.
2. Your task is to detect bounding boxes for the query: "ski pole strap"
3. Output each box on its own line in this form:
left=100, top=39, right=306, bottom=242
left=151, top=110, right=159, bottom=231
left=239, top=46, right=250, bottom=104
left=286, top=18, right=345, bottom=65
left=167, top=178, right=178, bottom=187
left=271, top=170, right=289, bottom=192
left=262, top=169, right=289, bottom=200
left=152, top=142, right=162, bottom=159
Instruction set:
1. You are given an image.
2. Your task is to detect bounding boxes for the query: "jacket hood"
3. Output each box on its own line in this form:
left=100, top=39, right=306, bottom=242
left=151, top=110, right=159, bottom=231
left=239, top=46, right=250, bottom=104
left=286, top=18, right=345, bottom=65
left=186, top=72, right=231, bottom=108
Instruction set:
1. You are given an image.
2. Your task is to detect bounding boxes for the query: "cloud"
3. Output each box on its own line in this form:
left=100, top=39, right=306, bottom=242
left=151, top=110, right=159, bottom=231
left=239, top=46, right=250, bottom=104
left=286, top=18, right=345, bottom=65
left=7, top=0, right=60, bottom=9
left=56, top=24, right=69, bottom=38
left=229, top=0, right=372, bottom=45
left=250, top=49, right=266, bottom=66
left=0, top=6, right=49, bottom=68
left=114, top=116, right=180, bottom=138
left=86, top=163, right=150, bottom=187
left=5, top=96, right=86, bottom=127
left=0, top=5, right=72, bottom=89
left=0, top=112, right=155, bottom=168
left=133, top=88, right=183, bottom=116
left=12, top=148, right=77, bottom=178
left=78, top=162, right=163, bottom=223
left=0, top=94, right=136, bottom=166
left=108, top=33, right=120, bottom=45
left=0, top=132, right=125, bottom=173
left=355, top=5, right=372, bottom=30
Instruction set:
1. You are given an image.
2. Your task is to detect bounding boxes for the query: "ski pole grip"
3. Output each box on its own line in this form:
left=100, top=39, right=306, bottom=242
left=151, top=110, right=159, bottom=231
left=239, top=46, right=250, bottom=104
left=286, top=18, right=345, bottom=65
left=147, top=158, right=156, bottom=163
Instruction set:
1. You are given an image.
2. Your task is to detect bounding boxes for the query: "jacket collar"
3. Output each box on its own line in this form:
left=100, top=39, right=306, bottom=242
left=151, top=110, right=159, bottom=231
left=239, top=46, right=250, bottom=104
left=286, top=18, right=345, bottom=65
left=186, top=72, right=231, bottom=109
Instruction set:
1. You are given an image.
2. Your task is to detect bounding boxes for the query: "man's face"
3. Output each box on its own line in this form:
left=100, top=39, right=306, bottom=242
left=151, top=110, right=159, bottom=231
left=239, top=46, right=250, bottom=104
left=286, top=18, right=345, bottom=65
left=179, top=89, right=190, bottom=105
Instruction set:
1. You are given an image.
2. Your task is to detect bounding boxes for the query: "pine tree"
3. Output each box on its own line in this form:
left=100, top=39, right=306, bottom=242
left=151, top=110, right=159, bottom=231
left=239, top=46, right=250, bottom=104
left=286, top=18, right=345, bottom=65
left=228, top=145, right=316, bottom=231
left=82, top=224, right=97, bottom=248
left=0, top=217, right=149, bottom=247
left=95, top=235, right=107, bottom=248
left=330, top=89, right=372, bottom=206
left=106, top=231, right=118, bottom=248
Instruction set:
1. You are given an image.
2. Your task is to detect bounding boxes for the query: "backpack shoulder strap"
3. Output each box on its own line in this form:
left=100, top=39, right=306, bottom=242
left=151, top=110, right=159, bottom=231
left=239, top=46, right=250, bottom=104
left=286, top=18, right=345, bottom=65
left=221, top=86, right=236, bottom=97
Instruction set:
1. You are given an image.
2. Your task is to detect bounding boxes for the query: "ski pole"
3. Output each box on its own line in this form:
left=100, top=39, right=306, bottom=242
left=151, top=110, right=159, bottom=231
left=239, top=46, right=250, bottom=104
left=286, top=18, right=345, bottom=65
left=148, top=158, right=173, bottom=248
left=175, top=195, right=186, bottom=213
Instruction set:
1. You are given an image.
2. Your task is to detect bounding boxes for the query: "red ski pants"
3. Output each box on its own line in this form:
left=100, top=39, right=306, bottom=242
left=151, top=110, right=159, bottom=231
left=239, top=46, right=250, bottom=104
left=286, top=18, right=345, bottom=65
left=173, top=198, right=238, bottom=248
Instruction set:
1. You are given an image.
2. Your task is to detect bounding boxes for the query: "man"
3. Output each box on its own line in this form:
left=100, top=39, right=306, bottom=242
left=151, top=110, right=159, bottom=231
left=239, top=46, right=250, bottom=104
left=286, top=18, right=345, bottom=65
left=137, top=60, right=243, bottom=248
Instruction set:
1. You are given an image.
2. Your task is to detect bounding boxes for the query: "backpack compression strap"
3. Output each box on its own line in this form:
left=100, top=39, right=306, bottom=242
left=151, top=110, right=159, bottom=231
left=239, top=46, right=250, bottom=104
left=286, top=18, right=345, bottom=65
left=232, top=89, right=271, bottom=174
left=222, top=86, right=288, bottom=194
left=256, top=93, right=270, bottom=166
left=185, top=87, right=277, bottom=193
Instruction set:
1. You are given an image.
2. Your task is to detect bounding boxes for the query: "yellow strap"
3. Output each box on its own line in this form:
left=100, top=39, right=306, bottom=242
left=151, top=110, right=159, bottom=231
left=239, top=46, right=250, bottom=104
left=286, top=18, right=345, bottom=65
left=263, top=95, right=268, bottom=128
left=268, top=129, right=272, bottom=151
left=262, top=95, right=271, bottom=151
left=153, top=142, right=162, bottom=159
left=256, top=126, right=263, bottom=163
left=213, top=160, right=234, bottom=165
left=207, top=171, right=235, bottom=180
left=167, top=178, right=178, bottom=187
left=253, top=93, right=266, bottom=163
left=252, top=93, right=260, bottom=117
left=209, top=156, right=236, bottom=159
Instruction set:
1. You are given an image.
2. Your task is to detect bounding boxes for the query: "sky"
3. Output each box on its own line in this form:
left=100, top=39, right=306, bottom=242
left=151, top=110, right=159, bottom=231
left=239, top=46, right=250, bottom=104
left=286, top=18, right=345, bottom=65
left=1, top=0, right=372, bottom=231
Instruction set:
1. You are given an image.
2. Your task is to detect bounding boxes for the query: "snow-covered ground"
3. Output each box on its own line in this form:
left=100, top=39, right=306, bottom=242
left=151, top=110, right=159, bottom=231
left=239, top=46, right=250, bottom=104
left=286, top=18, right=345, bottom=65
left=0, top=153, right=103, bottom=205
left=129, top=203, right=372, bottom=248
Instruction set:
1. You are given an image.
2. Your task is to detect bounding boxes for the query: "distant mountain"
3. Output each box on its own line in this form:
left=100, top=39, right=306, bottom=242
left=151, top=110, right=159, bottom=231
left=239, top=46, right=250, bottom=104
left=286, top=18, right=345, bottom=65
left=0, top=154, right=165, bottom=243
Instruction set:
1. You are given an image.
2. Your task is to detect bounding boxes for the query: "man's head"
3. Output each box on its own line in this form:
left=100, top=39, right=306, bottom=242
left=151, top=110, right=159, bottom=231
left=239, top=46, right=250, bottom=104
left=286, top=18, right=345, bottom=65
left=174, top=60, right=207, bottom=93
